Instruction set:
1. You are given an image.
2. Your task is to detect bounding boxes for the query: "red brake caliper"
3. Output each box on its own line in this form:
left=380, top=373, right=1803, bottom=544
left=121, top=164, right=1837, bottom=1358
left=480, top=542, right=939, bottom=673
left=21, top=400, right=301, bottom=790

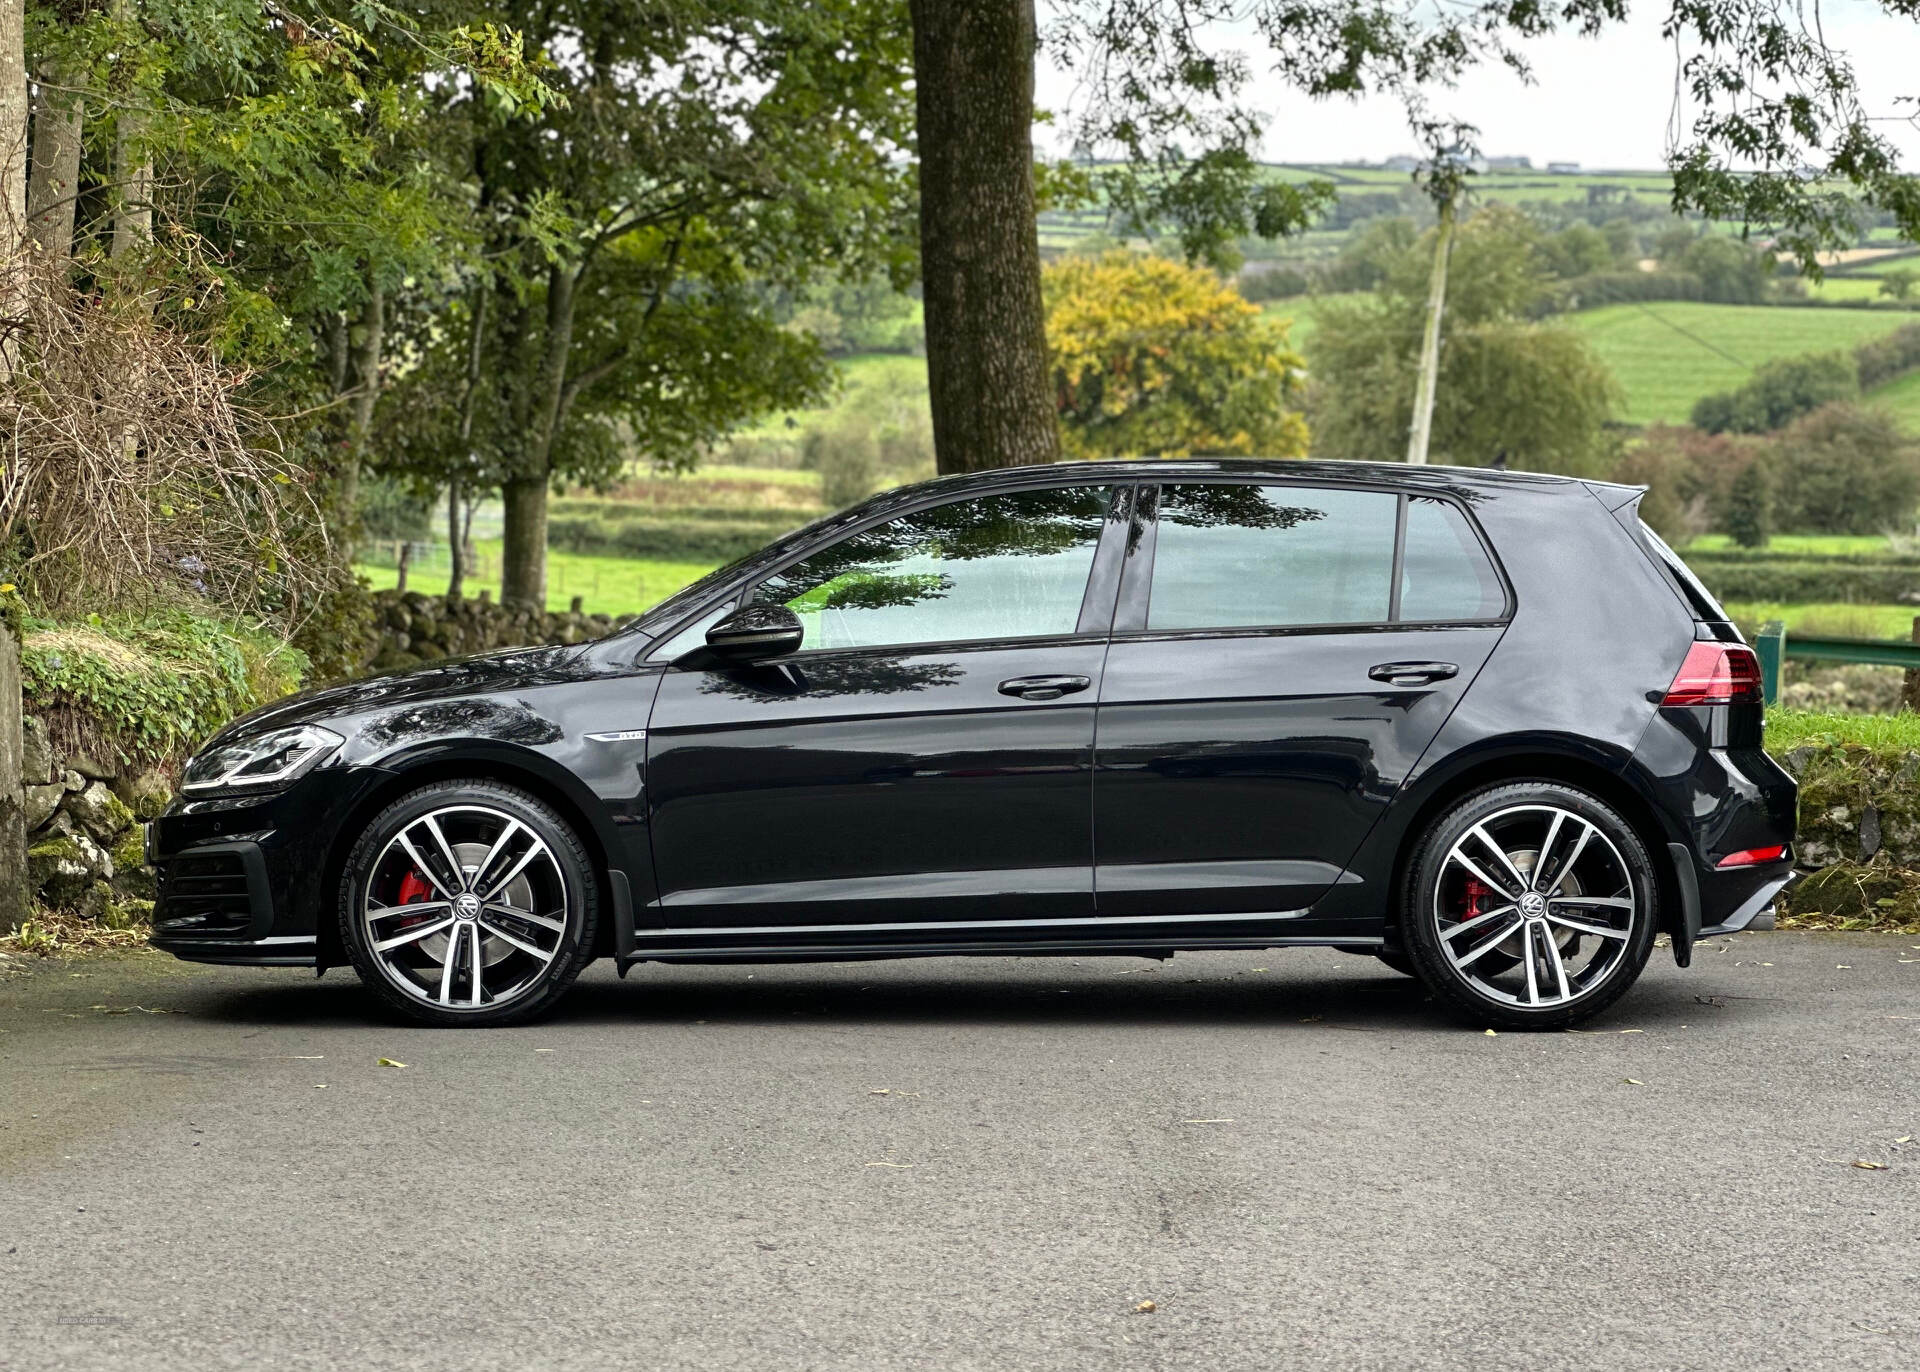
left=1461, top=878, right=1488, bottom=920
left=393, top=870, right=436, bottom=932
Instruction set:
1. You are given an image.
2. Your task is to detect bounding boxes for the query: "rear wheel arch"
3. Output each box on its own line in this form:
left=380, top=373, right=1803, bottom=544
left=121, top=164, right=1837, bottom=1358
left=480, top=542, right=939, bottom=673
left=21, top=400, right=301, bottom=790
left=317, top=753, right=620, bottom=972
left=1382, top=749, right=1682, bottom=944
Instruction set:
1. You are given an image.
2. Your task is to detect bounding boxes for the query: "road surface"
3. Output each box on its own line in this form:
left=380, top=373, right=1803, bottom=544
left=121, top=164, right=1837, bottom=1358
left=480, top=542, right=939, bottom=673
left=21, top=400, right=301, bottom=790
left=2, top=932, right=1916, bottom=1370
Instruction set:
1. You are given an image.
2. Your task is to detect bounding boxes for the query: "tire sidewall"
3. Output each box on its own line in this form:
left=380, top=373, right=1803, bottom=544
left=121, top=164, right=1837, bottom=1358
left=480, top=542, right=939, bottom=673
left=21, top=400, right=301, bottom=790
left=1402, top=781, right=1659, bottom=1030
left=339, top=780, right=598, bottom=1027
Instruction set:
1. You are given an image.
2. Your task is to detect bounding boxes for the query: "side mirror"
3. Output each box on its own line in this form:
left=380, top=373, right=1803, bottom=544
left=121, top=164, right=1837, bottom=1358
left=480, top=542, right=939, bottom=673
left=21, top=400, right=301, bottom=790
left=703, top=603, right=804, bottom=663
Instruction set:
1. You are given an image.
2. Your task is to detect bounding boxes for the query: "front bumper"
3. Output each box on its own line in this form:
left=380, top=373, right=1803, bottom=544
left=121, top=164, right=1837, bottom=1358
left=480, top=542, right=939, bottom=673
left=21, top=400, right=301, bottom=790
left=148, top=766, right=382, bottom=967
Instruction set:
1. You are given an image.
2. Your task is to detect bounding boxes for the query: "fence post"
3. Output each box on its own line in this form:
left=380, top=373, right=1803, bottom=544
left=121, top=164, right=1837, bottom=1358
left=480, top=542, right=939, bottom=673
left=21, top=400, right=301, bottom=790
left=0, top=619, right=24, bottom=933
left=1755, top=620, right=1786, bottom=707
left=1904, top=616, right=1920, bottom=715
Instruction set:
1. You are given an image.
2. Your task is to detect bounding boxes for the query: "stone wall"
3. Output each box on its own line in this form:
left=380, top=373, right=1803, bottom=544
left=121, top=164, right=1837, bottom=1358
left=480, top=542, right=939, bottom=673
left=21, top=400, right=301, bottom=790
left=22, top=714, right=164, bottom=922
left=361, top=589, right=636, bottom=675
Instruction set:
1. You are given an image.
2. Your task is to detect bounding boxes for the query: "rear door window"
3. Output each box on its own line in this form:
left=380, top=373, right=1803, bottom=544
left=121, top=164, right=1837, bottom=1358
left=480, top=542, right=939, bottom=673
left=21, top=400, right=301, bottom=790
left=1148, top=485, right=1398, bottom=630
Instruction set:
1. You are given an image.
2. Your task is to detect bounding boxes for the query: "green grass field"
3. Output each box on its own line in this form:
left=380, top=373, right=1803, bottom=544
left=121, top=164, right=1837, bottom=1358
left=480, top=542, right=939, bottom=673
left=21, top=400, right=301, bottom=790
left=1764, top=707, right=1920, bottom=752
left=1723, top=600, right=1920, bottom=641
left=357, top=541, right=718, bottom=617
left=1566, top=302, right=1920, bottom=425
left=1685, top=533, right=1905, bottom=556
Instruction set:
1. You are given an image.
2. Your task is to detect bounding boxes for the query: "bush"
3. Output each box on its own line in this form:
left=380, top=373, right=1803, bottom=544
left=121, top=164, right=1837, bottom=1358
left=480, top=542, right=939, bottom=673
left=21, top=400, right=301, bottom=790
left=1688, top=560, right=1920, bottom=602
left=1769, top=403, right=1920, bottom=533
left=1853, top=322, right=1920, bottom=389
left=802, top=420, right=881, bottom=509
left=1723, top=461, right=1773, bottom=548
left=23, top=610, right=308, bottom=765
left=1691, top=352, right=1860, bottom=434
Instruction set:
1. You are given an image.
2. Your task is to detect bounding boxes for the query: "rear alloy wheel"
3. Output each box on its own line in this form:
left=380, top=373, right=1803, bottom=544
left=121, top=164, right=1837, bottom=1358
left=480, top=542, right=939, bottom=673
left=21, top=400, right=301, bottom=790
left=340, top=781, right=598, bottom=1026
left=1402, top=782, right=1657, bottom=1030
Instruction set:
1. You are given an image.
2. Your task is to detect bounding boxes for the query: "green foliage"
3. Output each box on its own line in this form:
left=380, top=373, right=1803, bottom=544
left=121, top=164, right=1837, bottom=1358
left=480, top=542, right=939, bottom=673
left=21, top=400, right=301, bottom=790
left=1691, top=353, right=1860, bottom=434
left=1879, top=270, right=1918, bottom=302
left=1722, top=462, right=1773, bottom=548
left=1309, top=208, right=1619, bottom=472
left=1768, top=403, right=1920, bottom=534
left=1853, top=323, right=1920, bottom=390
left=1045, top=251, right=1309, bottom=458
left=22, top=611, right=309, bottom=764
left=802, top=423, right=882, bottom=509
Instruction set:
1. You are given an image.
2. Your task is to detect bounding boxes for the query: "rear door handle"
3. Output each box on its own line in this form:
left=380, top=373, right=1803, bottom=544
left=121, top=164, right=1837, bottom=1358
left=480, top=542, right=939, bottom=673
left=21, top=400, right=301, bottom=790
left=998, top=674, right=1092, bottom=702
left=1369, top=661, right=1459, bottom=687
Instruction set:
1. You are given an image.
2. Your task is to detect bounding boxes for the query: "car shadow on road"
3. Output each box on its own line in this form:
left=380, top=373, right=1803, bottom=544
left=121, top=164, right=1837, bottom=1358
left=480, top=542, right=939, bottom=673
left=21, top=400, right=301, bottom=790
left=191, top=956, right=1748, bottom=1036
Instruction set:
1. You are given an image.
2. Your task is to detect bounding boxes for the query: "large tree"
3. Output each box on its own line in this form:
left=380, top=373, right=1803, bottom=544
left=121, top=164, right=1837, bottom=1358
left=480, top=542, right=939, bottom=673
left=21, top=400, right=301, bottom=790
left=898, top=0, right=1920, bottom=474
left=908, top=0, right=1059, bottom=474
left=397, top=0, right=915, bottom=607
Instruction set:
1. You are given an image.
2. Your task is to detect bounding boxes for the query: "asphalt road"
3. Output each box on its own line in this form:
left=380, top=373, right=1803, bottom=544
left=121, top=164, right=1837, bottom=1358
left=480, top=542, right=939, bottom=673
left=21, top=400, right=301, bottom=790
left=1, top=932, right=1916, bottom=1372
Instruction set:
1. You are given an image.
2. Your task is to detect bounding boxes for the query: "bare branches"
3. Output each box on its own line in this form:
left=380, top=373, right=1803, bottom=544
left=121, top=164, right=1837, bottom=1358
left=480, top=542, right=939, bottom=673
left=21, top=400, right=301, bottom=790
left=0, top=245, right=324, bottom=619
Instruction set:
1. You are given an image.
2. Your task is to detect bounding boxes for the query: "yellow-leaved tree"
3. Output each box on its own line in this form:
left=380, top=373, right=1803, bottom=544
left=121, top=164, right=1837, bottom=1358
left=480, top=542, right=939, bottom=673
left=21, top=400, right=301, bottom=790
left=1044, top=251, right=1309, bottom=460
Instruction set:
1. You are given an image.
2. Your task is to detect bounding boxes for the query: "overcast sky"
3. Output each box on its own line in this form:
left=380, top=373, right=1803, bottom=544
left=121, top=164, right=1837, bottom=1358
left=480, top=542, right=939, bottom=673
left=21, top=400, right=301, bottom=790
left=1037, top=1, right=1919, bottom=171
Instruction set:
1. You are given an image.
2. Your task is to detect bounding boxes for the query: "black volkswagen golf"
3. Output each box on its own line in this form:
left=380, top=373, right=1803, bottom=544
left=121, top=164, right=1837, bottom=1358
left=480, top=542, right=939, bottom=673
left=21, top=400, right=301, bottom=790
left=151, top=460, right=1797, bottom=1029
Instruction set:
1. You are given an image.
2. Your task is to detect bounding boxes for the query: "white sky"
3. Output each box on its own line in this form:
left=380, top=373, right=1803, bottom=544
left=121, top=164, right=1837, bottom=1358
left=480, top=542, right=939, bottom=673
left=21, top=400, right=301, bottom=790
left=1037, top=1, right=1920, bottom=171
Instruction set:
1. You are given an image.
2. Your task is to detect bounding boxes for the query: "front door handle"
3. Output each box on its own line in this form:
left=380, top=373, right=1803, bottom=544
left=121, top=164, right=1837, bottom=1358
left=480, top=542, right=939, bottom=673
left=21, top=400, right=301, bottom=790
left=998, top=674, right=1092, bottom=702
left=1369, top=661, right=1460, bottom=687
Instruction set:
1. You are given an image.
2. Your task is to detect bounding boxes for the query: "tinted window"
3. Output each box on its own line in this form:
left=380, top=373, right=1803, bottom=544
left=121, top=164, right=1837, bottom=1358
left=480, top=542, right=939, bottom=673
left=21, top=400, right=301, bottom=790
left=1148, top=484, right=1397, bottom=629
left=1399, top=496, right=1505, bottom=621
left=754, top=486, right=1110, bottom=651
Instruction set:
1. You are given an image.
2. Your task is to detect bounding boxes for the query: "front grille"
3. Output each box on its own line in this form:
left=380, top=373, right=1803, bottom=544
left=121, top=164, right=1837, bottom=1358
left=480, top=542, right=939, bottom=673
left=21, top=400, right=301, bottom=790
left=156, top=852, right=256, bottom=937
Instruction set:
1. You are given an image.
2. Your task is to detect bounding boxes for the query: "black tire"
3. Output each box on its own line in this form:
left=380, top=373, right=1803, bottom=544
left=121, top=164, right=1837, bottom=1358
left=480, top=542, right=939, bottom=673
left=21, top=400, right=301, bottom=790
left=339, top=780, right=599, bottom=1027
left=1401, top=781, right=1658, bottom=1030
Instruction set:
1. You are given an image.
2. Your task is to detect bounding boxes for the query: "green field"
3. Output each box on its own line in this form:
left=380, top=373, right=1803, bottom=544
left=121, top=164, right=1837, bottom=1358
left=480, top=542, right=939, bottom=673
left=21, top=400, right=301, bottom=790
left=1868, top=365, right=1920, bottom=430
left=1723, top=600, right=1920, bottom=641
left=1685, top=533, right=1903, bottom=556
left=357, top=541, right=717, bottom=617
left=1566, top=303, right=1920, bottom=425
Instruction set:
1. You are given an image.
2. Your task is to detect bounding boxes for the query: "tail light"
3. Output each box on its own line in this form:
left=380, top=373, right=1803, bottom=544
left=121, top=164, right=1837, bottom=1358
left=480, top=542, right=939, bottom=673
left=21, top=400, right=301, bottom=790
left=1717, top=845, right=1788, bottom=868
left=1662, top=641, right=1763, bottom=706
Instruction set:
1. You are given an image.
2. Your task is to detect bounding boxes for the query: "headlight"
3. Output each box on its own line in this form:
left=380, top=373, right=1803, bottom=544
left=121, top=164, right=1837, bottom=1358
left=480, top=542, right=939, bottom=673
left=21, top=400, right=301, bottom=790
left=181, top=724, right=343, bottom=795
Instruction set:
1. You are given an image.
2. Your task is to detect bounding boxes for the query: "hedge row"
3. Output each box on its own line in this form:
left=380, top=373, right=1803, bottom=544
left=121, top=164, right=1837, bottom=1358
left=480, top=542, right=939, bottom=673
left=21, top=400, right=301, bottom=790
left=550, top=496, right=829, bottom=526
left=1689, top=560, right=1920, bottom=603
left=546, top=514, right=809, bottom=564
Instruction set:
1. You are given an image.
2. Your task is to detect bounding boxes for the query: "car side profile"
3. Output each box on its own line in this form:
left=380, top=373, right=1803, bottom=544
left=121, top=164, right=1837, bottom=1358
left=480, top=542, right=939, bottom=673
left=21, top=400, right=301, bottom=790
left=150, top=460, right=1797, bottom=1029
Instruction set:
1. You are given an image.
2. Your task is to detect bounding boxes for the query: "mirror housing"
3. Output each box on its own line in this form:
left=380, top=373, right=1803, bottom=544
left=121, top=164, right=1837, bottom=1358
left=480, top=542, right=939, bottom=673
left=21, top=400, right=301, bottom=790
left=703, top=603, right=804, bottom=663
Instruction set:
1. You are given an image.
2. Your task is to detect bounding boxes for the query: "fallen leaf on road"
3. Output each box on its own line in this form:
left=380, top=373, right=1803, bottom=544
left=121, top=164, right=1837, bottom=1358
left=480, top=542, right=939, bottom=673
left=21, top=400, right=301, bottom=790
left=376, top=1058, right=407, bottom=1068
left=314, top=1084, right=327, bottom=1089
left=1250, top=967, right=1268, bottom=973
left=1624, top=1078, right=1645, bottom=1086
left=870, top=1088, right=891, bottom=1095
left=864, top=1162, right=913, bottom=1168
left=1484, top=1029, right=1497, bottom=1036
left=1618, top=1029, right=1644, bottom=1034
left=1132, top=1300, right=1157, bottom=1314
left=1298, top=1015, right=1321, bottom=1023
left=534, top=1048, right=555, bottom=1053
left=1895, top=1136, right=1912, bottom=1144
left=1182, top=1118, right=1234, bottom=1124
left=1851, top=1160, right=1888, bottom=1170
left=1836, top=965, right=1852, bottom=970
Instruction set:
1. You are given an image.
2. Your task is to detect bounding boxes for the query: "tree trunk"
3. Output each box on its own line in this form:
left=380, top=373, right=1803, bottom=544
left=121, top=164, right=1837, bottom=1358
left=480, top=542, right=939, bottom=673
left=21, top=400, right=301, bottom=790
left=908, top=0, right=1058, bottom=474
left=499, top=263, right=577, bottom=608
left=0, top=620, right=24, bottom=933
left=446, top=478, right=465, bottom=598
left=448, top=281, right=489, bottom=598
left=26, top=60, right=82, bottom=261
left=2, top=0, right=28, bottom=382
left=339, top=282, right=385, bottom=544
left=110, top=116, right=151, bottom=259
left=500, top=476, right=548, bottom=609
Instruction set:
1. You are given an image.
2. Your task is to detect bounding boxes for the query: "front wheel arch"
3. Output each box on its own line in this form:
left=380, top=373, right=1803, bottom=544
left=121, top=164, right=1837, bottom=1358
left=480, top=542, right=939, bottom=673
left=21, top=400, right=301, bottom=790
left=318, top=753, right=620, bottom=973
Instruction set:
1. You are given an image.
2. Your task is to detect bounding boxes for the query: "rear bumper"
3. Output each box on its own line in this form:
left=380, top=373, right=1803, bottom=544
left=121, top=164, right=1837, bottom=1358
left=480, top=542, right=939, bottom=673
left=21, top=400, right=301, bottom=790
left=1697, top=867, right=1798, bottom=939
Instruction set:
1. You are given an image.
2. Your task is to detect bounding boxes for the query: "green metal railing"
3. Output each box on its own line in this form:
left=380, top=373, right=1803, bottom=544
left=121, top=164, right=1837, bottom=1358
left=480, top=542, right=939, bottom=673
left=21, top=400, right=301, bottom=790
left=1754, top=618, right=1920, bottom=704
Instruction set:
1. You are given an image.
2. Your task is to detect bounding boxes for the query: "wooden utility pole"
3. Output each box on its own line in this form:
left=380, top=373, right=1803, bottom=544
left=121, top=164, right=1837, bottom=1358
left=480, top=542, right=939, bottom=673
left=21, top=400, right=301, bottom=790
left=1405, top=192, right=1457, bottom=466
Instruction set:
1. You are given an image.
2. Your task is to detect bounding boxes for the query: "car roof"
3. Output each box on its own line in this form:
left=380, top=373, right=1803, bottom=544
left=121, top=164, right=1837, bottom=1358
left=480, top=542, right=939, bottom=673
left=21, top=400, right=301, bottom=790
left=897, top=457, right=1642, bottom=504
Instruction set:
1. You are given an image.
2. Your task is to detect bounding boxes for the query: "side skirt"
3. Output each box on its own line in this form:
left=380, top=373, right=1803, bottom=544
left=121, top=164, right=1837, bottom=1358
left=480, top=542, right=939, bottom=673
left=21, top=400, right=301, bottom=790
left=618, top=933, right=1384, bottom=969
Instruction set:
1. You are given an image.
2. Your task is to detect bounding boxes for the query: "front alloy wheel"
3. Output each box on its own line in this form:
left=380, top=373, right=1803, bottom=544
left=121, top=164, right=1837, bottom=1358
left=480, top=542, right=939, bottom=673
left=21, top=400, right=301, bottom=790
left=341, top=781, right=597, bottom=1026
left=1403, top=783, right=1657, bottom=1029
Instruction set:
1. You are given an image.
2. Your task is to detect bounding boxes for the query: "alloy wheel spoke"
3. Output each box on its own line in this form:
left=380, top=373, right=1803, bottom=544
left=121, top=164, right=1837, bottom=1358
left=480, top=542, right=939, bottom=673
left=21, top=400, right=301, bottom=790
left=468, top=819, right=524, bottom=898
left=484, top=900, right=565, bottom=933
left=1543, top=824, right=1595, bottom=897
left=1544, top=910, right=1629, bottom=940
left=1448, top=847, right=1522, bottom=903
left=421, top=814, right=468, bottom=893
left=478, top=917, right=550, bottom=960
left=1537, top=923, right=1573, bottom=1002
left=480, top=838, right=549, bottom=903
left=372, top=915, right=455, bottom=953
left=395, top=831, right=458, bottom=900
left=466, top=922, right=485, bottom=1008
left=1552, top=894, right=1633, bottom=910
left=1468, top=824, right=1533, bottom=895
left=1440, top=904, right=1517, bottom=942
left=1521, top=923, right=1541, bottom=1004
left=437, top=926, right=460, bottom=1004
left=1448, top=910, right=1523, bottom=970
